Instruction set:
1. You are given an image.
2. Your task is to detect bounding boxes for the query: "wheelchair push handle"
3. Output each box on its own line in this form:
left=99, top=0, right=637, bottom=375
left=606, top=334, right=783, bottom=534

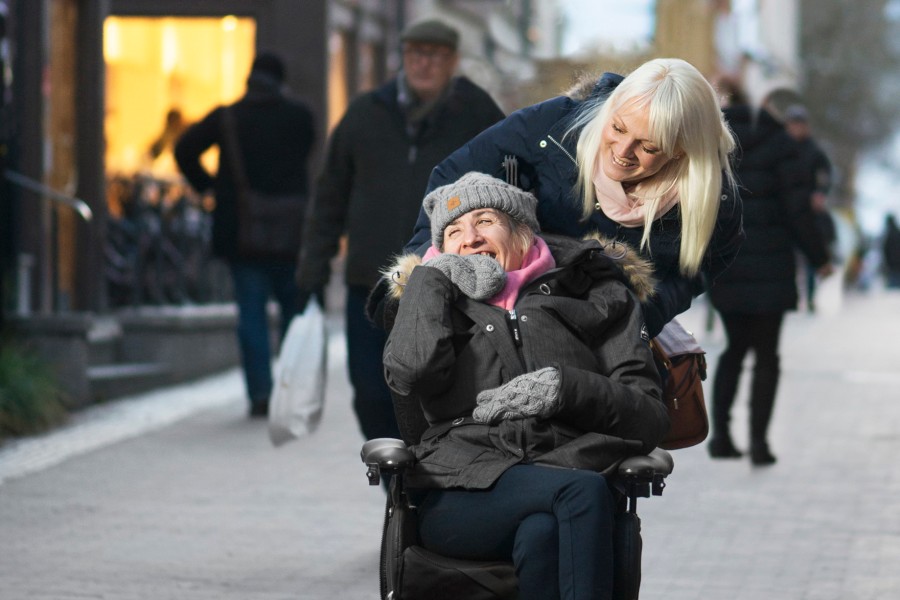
left=361, top=438, right=416, bottom=486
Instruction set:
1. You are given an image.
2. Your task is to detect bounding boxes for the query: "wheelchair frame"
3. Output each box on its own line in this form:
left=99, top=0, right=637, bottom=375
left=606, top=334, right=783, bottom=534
left=362, top=438, right=674, bottom=600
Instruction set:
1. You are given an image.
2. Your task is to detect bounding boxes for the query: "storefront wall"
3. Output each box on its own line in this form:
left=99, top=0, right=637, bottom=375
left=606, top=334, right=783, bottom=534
left=10, top=0, right=330, bottom=314
left=8, top=0, right=406, bottom=317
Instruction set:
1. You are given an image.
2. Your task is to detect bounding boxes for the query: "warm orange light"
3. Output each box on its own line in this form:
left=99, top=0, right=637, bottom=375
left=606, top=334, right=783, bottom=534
left=103, top=17, right=121, bottom=61
left=161, top=21, right=178, bottom=75
left=103, top=16, right=256, bottom=179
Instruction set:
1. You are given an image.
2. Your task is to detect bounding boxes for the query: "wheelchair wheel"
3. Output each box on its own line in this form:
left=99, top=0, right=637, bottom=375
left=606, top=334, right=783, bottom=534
left=380, top=479, right=417, bottom=599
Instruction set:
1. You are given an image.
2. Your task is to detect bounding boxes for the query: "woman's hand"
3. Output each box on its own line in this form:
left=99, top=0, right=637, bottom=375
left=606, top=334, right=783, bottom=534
left=473, top=367, right=561, bottom=424
left=425, top=253, right=507, bottom=300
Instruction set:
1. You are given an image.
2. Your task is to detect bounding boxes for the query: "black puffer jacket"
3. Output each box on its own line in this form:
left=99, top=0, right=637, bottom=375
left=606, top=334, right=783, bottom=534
left=383, top=234, right=668, bottom=490
left=403, top=73, right=744, bottom=337
left=297, top=77, right=504, bottom=290
left=709, top=106, right=829, bottom=314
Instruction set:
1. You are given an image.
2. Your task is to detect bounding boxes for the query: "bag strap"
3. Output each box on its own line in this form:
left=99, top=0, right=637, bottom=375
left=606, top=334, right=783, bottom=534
left=648, top=338, right=671, bottom=370
left=220, top=106, right=251, bottom=194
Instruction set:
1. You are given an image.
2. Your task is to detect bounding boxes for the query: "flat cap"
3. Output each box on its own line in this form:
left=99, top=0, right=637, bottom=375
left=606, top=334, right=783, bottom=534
left=400, top=19, right=459, bottom=50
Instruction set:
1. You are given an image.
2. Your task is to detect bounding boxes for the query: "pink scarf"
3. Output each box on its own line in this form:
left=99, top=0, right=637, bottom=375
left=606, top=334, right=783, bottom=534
left=592, top=155, right=679, bottom=227
left=422, top=237, right=556, bottom=310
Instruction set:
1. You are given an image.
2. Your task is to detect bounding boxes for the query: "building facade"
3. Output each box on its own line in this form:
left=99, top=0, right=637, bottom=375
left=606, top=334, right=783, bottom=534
left=0, top=0, right=553, bottom=405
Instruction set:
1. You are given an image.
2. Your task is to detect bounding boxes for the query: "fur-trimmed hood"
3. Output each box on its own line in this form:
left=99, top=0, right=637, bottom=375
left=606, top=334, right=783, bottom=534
left=382, top=233, right=656, bottom=302
left=563, top=71, right=624, bottom=104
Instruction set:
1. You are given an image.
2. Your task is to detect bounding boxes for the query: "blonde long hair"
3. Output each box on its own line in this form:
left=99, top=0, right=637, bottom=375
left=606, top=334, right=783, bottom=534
left=567, top=58, right=736, bottom=277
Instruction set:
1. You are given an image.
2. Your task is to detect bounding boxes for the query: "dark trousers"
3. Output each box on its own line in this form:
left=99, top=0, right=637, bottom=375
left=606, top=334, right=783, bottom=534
left=712, top=312, right=785, bottom=443
left=417, top=465, right=616, bottom=600
left=230, top=260, right=299, bottom=406
left=346, top=285, right=401, bottom=441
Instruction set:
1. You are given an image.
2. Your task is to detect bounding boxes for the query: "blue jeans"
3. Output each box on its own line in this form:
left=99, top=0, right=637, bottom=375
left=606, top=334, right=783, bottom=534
left=230, top=260, right=299, bottom=406
left=418, top=465, right=616, bottom=600
left=346, top=285, right=401, bottom=440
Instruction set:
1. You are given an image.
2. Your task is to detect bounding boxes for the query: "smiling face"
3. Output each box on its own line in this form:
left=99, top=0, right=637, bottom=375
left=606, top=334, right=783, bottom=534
left=600, top=100, right=675, bottom=185
left=442, top=209, right=527, bottom=271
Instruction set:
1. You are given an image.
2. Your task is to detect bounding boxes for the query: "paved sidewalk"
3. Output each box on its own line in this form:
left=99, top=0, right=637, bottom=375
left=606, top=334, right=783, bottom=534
left=1, top=289, right=899, bottom=599
left=639, top=288, right=900, bottom=600
left=0, top=317, right=385, bottom=600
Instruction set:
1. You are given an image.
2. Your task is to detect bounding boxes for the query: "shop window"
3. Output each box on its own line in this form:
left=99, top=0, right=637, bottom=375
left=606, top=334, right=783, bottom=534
left=102, top=16, right=254, bottom=306
left=327, top=30, right=350, bottom=133
left=103, top=15, right=255, bottom=178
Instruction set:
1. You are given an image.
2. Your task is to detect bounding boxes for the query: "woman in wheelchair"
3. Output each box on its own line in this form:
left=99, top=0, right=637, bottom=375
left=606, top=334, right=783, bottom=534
left=381, top=171, right=670, bottom=600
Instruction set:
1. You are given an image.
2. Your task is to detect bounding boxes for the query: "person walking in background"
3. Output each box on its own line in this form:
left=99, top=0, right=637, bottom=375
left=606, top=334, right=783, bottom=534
left=296, top=19, right=504, bottom=442
left=708, top=83, right=832, bottom=465
left=175, top=53, right=316, bottom=418
left=883, top=214, right=900, bottom=288
left=783, top=104, right=837, bottom=311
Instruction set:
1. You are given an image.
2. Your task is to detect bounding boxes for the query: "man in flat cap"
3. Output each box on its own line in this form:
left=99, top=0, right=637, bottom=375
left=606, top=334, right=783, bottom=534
left=297, top=18, right=504, bottom=445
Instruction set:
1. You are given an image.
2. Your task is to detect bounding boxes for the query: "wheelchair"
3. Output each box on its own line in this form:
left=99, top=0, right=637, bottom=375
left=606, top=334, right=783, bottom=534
left=362, top=438, right=674, bottom=600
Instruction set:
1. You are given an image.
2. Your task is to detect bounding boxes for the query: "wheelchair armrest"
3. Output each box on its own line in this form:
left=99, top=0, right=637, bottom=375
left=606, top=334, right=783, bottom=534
left=617, top=448, right=674, bottom=506
left=360, top=438, right=416, bottom=486
left=618, top=447, right=674, bottom=478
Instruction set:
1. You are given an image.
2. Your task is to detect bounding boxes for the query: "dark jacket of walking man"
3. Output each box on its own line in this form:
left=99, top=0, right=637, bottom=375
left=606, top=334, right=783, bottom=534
left=296, top=19, right=505, bottom=442
left=175, top=53, right=316, bottom=418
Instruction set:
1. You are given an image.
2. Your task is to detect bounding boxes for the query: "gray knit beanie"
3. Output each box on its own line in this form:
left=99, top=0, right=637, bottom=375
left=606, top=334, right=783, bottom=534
left=423, top=172, right=540, bottom=250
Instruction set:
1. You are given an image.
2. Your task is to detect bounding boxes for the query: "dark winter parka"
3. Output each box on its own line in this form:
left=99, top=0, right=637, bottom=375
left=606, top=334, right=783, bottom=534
left=402, top=73, right=744, bottom=338
left=708, top=106, right=829, bottom=314
left=174, top=83, right=315, bottom=262
left=296, top=77, right=504, bottom=291
left=383, top=234, right=669, bottom=490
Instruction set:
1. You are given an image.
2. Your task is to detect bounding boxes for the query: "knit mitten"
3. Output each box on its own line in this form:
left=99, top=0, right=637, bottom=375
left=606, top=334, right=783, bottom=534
left=426, top=253, right=507, bottom=300
left=472, top=367, right=561, bottom=424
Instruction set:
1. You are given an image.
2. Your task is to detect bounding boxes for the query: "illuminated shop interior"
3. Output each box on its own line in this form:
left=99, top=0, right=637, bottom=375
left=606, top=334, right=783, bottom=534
left=103, top=15, right=256, bottom=184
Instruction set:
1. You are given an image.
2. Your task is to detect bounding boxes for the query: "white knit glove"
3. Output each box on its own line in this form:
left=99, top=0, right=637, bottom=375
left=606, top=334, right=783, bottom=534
left=426, top=253, right=507, bottom=300
left=472, top=367, right=561, bottom=424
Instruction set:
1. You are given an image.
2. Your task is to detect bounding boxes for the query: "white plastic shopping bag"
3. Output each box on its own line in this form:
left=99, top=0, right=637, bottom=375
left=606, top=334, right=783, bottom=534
left=268, top=301, right=327, bottom=446
left=813, top=267, right=843, bottom=317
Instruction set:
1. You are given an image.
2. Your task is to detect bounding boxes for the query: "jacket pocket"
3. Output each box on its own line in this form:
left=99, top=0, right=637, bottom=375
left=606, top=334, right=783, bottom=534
left=414, top=422, right=492, bottom=471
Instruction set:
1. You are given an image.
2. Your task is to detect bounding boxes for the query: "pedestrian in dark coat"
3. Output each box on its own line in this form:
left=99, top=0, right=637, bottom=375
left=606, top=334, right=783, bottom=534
left=402, top=58, right=744, bottom=338
left=296, top=19, right=504, bottom=444
left=383, top=172, right=668, bottom=600
left=707, top=99, right=832, bottom=465
left=883, top=214, right=900, bottom=288
left=784, top=103, right=837, bottom=311
left=174, top=52, right=315, bottom=417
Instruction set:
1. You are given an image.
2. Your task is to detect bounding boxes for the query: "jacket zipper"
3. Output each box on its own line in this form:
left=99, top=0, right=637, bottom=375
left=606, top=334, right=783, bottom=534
left=506, top=309, right=522, bottom=346
left=546, top=134, right=576, bottom=165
